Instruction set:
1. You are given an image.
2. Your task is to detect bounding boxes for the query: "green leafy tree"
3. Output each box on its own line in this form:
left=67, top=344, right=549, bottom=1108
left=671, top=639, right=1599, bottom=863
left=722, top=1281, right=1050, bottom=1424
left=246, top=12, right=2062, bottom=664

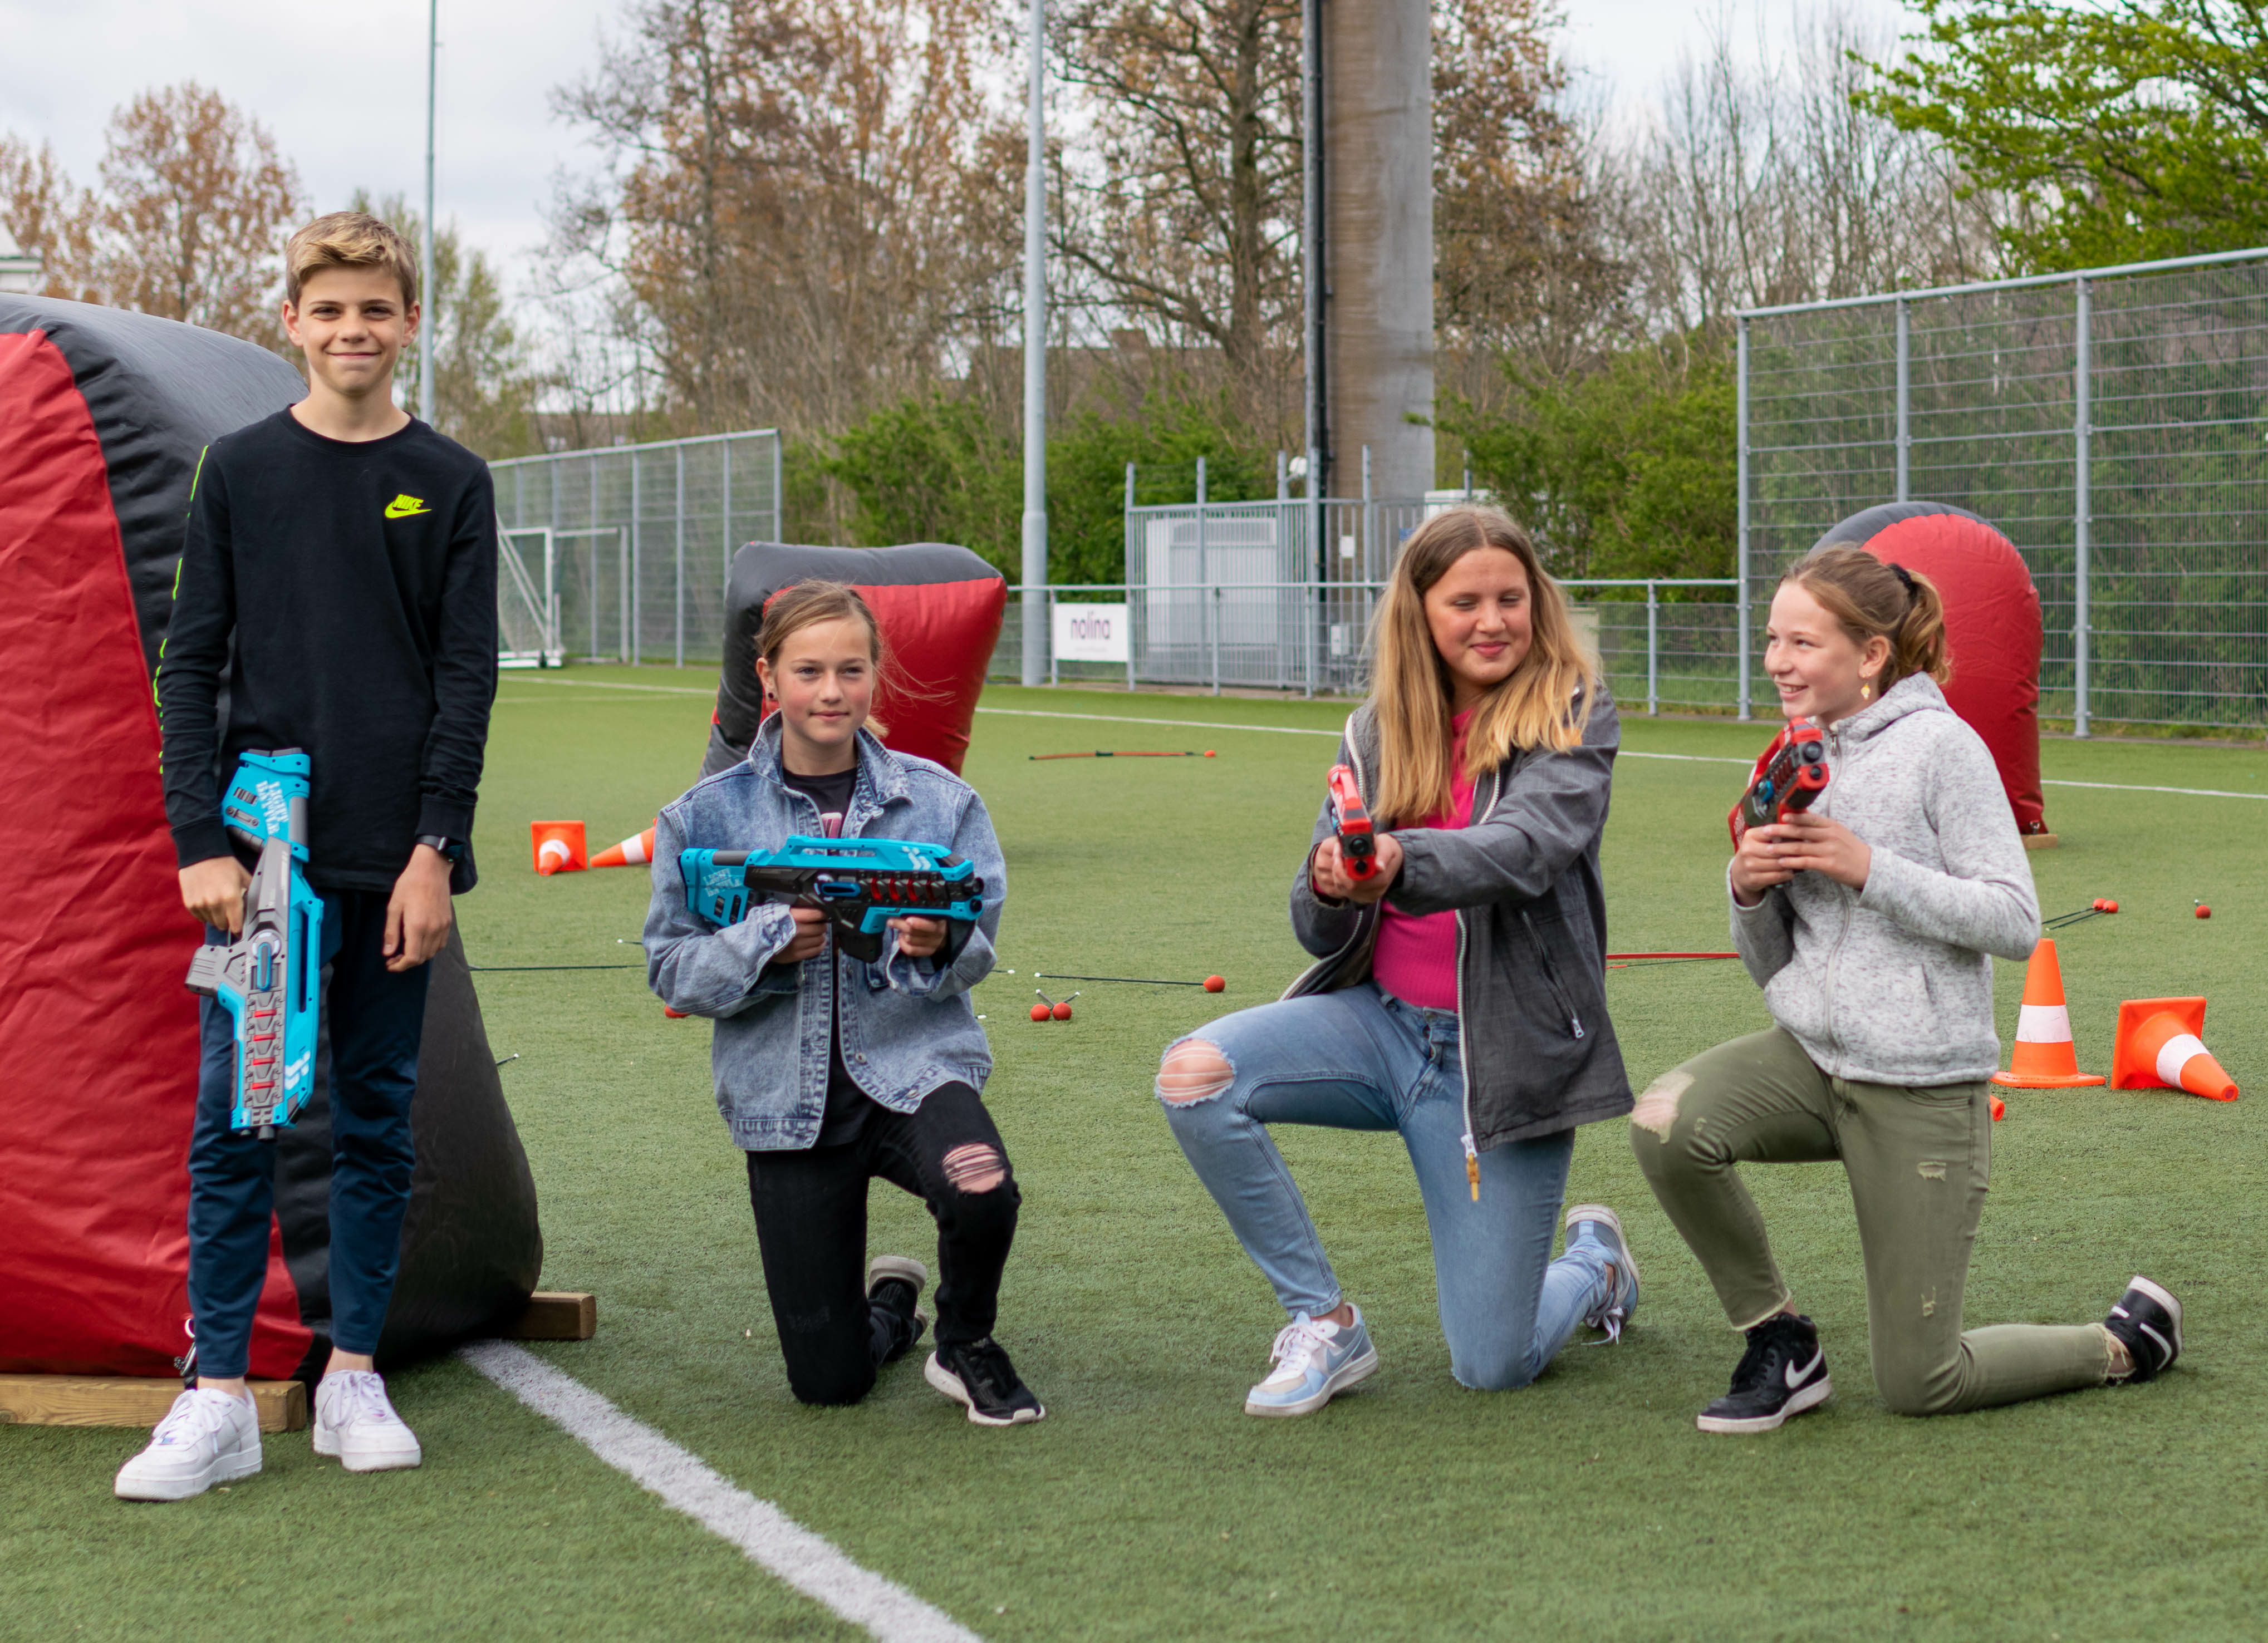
left=1863, top=0, right=2268, bottom=268
left=822, top=387, right=1277, bottom=582
left=1447, top=336, right=1736, bottom=583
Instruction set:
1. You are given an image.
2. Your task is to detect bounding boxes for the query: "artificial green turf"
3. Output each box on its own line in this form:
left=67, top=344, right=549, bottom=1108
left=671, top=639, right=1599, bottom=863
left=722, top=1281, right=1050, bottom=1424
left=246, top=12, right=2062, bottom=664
left=6, top=673, right=2264, bottom=1641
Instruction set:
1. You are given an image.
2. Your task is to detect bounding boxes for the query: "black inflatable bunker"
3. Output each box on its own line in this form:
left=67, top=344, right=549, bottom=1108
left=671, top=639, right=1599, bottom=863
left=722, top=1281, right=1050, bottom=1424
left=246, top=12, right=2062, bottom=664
left=0, top=294, right=541, bottom=1383
left=702, top=541, right=1007, bottom=780
left=1812, top=501, right=2050, bottom=840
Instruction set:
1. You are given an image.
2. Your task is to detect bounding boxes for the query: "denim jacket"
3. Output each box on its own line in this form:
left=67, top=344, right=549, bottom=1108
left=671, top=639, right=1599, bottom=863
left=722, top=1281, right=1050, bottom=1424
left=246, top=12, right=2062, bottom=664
left=642, top=716, right=1004, bottom=1150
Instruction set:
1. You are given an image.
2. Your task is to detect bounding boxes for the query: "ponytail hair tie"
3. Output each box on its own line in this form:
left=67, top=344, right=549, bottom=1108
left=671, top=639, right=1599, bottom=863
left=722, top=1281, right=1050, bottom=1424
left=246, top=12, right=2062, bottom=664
left=1888, top=562, right=1918, bottom=601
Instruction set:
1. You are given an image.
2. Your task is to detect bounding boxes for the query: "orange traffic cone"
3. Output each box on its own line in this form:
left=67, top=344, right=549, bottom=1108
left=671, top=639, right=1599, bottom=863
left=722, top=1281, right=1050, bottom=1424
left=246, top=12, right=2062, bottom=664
left=531, top=820, right=587, bottom=875
left=591, top=823, right=658, bottom=868
left=1991, top=939, right=2106, bottom=1093
left=2112, top=997, right=2238, bottom=1102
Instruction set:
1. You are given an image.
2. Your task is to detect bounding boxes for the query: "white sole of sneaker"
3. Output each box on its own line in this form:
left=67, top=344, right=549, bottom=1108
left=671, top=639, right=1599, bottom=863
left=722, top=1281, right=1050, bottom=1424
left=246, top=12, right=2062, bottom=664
left=1695, top=1375, right=1832, bottom=1434
left=924, top=1354, right=1045, bottom=1426
left=866, top=1255, right=930, bottom=1297
left=2125, top=1274, right=2183, bottom=1357
left=114, top=1444, right=261, bottom=1502
left=313, top=1425, right=423, bottom=1471
left=1244, top=1343, right=1380, bottom=1418
left=1564, top=1203, right=1639, bottom=1330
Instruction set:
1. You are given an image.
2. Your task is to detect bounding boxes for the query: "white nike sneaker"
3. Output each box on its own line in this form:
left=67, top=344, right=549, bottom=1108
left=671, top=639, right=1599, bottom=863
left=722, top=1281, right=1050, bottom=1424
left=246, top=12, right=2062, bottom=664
left=313, top=1370, right=423, bottom=1472
left=114, top=1388, right=262, bottom=1501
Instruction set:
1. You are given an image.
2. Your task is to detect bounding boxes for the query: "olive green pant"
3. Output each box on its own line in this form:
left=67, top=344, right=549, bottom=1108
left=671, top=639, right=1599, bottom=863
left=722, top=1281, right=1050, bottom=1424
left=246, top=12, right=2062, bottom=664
left=1631, top=1027, right=2110, bottom=1415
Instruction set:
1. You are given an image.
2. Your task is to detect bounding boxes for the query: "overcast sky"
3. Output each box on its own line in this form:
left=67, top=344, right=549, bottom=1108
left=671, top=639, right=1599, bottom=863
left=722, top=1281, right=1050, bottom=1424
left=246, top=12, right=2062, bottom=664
left=1, top=0, right=1909, bottom=274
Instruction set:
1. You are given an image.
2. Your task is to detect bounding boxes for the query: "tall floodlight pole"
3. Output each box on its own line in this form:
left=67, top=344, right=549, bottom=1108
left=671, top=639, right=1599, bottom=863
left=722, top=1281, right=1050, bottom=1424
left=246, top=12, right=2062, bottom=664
left=1019, top=0, right=1048, bottom=687
left=420, top=0, right=438, bottom=426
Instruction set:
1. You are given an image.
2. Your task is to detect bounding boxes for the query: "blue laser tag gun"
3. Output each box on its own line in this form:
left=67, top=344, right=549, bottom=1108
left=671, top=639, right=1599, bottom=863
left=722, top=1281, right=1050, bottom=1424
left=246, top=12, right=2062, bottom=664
left=1727, top=717, right=1830, bottom=847
left=184, top=750, right=325, bottom=1140
left=680, top=837, right=985, bottom=963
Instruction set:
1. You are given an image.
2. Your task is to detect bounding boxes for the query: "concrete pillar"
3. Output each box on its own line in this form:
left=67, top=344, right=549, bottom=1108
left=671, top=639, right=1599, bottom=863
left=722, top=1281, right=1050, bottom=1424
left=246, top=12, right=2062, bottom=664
left=1322, top=0, right=1434, bottom=502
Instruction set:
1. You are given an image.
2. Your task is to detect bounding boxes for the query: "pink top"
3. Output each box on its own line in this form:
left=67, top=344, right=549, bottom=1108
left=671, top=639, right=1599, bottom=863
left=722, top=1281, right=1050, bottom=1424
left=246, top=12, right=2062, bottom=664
left=1369, top=709, right=1477, bottom=1011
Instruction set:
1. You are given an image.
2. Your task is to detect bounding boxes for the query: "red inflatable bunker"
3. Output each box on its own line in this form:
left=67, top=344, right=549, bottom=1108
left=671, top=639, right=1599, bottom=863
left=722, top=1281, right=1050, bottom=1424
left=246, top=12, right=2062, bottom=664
left=702, top=541, right=1007, bottom=780
left=1812, top=502, right=2050, bottom=841
left=1, top=294, right=541, bottom=1384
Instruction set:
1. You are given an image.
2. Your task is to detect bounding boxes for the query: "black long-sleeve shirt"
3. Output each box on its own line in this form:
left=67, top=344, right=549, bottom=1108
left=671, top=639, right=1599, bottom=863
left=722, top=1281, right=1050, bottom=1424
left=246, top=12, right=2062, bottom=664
left=157, top=409, right=497, bottom=893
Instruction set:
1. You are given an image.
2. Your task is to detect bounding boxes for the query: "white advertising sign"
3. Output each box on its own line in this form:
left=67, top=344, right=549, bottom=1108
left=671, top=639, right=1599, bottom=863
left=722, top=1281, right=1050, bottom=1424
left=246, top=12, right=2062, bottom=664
left=1052, top=602, right=1130, bottom=663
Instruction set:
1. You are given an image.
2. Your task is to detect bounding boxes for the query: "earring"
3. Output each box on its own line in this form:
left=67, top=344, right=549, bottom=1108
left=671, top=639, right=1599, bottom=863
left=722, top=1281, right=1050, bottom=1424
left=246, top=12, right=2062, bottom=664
left=1860, top=682, right=1873, bottom=701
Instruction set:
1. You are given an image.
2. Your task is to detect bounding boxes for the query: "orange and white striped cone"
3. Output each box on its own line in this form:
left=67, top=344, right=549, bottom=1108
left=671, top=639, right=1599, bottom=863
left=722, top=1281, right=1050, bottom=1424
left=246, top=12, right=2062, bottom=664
left=591, top=823, right=658, bottom=868
left=531, top=819, right=587, bottom=875
left=2112, top=997, right=2238, bottom=1102
left=1991, top=940, right=2106, bottom=1105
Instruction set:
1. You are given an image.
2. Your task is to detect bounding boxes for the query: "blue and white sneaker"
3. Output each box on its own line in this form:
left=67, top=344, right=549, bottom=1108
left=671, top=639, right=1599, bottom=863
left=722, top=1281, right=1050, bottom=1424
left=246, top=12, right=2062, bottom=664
left=1564, top=1204, right=1641, bottom=1342
left=1244, top=1308, right=1378, bottom=1417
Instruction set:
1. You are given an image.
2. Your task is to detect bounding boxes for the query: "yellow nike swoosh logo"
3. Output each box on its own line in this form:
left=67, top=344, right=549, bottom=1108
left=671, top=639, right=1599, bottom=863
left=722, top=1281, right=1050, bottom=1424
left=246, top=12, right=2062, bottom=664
left=384, top=494, right=431, bottom=519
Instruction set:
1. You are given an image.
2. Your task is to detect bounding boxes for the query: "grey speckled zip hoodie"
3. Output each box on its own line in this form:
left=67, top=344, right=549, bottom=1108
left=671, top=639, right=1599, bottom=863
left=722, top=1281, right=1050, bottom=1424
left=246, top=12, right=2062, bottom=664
left=1731, top=673, right=2039, bottom=1085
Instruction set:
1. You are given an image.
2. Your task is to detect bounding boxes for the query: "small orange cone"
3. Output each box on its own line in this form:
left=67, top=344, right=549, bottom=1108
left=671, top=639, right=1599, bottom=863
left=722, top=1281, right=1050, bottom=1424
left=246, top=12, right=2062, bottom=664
left=591, top=823, right=658, bottom=868
left=1991, top=939, right=2106, bottom=1091
left=531, top=820, right=587, bottom=875
left=2112, top=997, right=2238, bottom=1102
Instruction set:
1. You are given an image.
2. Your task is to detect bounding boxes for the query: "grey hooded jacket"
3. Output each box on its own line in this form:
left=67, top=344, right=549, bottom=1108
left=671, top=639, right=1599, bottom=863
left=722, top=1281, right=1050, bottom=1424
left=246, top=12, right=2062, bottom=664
left=1285, top=684, right=1633, bottom=1151
left=1731, top=672, right=2039, bottom=1085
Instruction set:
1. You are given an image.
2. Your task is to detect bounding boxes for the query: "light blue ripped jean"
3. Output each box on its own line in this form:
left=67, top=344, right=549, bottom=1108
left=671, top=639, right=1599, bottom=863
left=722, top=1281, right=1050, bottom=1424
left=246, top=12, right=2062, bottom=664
left=1157, top=982, right=1614, bottom=1390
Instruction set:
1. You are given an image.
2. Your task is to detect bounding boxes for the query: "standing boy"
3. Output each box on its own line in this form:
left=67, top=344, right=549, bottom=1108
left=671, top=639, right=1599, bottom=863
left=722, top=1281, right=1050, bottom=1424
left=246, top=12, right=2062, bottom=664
left=115, top=213, right=497, bottom=1502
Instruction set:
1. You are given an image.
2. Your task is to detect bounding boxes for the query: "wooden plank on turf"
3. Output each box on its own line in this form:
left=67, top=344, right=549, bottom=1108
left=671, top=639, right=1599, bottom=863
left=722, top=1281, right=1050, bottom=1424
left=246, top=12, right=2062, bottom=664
left=0, top=1375, right=307, bottom=1433
left=502, top=1291, right=597, bottom=1341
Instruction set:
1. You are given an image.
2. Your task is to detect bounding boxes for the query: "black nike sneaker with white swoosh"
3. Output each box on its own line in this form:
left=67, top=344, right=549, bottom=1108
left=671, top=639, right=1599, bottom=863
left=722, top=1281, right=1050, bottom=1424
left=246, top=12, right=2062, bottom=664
left=1697, top=1312, right=1832, bottom=1434
left=2103, top=1276, right=2182, bottom=1383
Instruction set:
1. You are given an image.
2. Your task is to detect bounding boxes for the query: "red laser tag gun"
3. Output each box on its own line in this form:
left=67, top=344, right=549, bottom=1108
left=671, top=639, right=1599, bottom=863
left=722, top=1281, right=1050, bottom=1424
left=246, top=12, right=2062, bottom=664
left=1327, top=764, right=1377, bottom=880
left=1727, top=718, right=1830, bottom=847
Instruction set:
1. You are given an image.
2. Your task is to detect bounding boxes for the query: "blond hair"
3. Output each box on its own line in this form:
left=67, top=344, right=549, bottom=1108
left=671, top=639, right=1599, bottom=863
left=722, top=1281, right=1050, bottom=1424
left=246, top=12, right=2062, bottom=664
left=285, top=211, right=419, bottom=308
left=757, top=579, right=892, bottom=738
left=1366, top=505, right=1599, bottom=827
left=1785, top=545, right=1952, bottom=692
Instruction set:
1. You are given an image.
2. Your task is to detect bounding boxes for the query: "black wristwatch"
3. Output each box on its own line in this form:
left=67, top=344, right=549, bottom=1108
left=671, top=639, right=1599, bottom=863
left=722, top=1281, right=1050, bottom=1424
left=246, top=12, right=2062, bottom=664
left=416, top=833, right=468, bottom=864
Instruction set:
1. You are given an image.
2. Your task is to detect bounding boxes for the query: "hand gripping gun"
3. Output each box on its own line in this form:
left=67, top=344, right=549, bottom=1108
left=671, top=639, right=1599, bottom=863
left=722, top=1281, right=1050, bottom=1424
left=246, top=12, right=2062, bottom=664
left=184, top=750, right=325, bottom=1140
left=1326, top=764, right=1378, bottom=881
left=1727, top=719, right=1830, bottom=847
left=680, top=837, right=985, bottom=963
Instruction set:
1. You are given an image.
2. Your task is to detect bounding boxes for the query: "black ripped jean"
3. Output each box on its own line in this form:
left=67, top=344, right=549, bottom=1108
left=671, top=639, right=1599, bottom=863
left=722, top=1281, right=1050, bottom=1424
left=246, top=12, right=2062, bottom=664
left=745, top=1081, right=1020, bottom=1406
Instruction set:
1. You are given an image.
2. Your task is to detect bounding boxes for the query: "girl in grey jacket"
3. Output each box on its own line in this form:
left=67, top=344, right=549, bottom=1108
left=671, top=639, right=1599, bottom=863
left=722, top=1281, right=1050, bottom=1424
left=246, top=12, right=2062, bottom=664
left=1632, top=546, right=2184, bottom=1433
left=1156, top=507, right=1642, bottom=1417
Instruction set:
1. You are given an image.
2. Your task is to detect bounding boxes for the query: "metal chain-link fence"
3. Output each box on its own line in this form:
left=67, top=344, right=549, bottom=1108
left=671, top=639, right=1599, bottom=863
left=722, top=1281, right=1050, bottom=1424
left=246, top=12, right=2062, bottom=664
left=489, top=429, right=783, bottom=666
left=989, top=578, right=1741, bottom=711
left=1742, top=248, right=2268, bottom=734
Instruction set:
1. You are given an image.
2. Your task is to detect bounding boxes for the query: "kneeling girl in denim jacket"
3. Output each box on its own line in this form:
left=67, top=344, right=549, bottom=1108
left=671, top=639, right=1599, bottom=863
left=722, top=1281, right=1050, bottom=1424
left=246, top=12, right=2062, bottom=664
left=644, top=581, right=1043, bottom=1425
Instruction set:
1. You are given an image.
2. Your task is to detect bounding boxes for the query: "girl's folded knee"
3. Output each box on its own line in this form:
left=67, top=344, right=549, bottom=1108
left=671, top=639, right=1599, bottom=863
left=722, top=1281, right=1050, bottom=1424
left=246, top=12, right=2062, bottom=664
left=1453, top=1355, right=1542, bottom=1393
left=1156, top=1039, right=1234, bottom=1108
left=941, top=1142, right=1010, bottom=1197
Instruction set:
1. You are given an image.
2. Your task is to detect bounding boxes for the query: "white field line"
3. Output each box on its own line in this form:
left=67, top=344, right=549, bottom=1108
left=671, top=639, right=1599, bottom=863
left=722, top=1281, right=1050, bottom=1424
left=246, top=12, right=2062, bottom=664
left=2040, top=777, right=2267, bottom=801
left=459, top=1342, right=981, bottom=1643
left=497, top=680, right=2268, bottom=799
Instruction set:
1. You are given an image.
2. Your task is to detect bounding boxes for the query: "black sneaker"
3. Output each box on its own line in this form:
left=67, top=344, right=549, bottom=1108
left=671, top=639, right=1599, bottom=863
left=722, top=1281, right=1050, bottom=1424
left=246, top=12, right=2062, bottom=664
left=1697, top=1312, right=1832, bottom=1434
left=925, top=1338, right=1046, bottom=1426
left=2104, top=1276, right=2182, bottom=1383
left=866, top=1256, right=929, bottom=1364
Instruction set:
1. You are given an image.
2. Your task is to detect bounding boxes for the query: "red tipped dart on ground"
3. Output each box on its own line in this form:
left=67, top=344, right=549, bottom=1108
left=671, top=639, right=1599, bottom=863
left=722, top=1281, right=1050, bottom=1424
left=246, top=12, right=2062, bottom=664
left=1033, top=972, right=1228, bottom=991
left=2196, top=902, right=2212, bottom=919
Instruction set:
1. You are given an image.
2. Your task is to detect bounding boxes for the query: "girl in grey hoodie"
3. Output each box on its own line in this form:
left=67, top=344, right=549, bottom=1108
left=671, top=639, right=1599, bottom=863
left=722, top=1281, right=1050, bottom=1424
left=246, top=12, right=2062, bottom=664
left=1632, top=546, right=2183, bottom=1433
